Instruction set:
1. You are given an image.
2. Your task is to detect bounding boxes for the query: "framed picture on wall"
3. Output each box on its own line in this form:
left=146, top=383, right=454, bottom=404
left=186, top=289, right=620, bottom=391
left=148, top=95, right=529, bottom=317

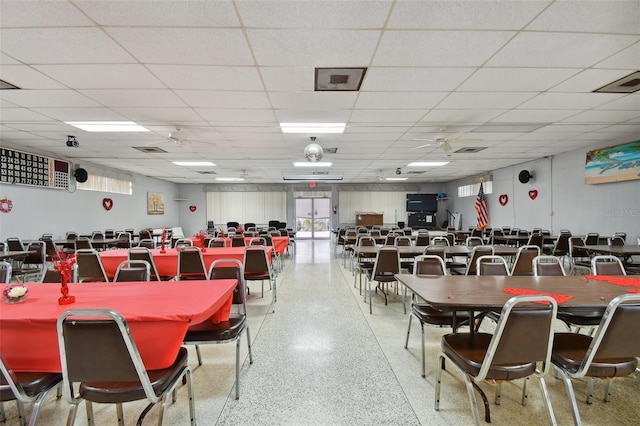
left=147, top=192, right=164, bottom=215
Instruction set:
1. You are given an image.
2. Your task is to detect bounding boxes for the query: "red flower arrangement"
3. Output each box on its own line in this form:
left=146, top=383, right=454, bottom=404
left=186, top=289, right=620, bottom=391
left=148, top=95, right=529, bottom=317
left=53, top=249, right=76, bottom=305
left=160, top=229, right=167, bottom=253
left=192, top=230, right=207, bottom=252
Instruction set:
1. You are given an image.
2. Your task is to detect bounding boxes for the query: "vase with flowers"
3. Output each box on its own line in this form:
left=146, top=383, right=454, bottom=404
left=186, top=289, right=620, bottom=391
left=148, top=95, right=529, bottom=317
left=160, top=229, right=167, bottom=253
left=53, top=249, right=76, bottom=305
left=193, top=229, right=207, bottom=252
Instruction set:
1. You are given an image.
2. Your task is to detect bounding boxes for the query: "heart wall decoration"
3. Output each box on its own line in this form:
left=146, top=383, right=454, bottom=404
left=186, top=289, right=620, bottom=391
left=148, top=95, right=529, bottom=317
left=189, top=205, right=197, bottom=212
left=102, top=198, right=113, bottom=211
left=498, top=194, right=509, bottom=206
left=528, top=190, right=538, bottom=200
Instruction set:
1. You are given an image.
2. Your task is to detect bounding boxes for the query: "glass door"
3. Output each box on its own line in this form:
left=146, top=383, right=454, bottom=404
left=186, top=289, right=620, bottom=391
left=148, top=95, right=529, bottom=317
left=295, top=197, right=331, bottom=239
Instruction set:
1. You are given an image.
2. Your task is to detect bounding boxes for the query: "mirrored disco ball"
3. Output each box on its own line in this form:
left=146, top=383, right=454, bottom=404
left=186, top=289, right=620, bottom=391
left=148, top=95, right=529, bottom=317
left=304, top=143, right=323, bottom=162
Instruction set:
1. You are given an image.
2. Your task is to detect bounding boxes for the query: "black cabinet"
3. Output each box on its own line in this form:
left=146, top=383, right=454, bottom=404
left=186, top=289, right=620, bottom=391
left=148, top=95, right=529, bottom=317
left=408, top=212, right=437, bottom=229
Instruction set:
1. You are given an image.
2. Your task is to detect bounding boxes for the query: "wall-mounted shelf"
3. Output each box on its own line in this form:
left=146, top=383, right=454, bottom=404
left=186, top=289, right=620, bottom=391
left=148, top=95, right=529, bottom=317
left=437, top=198, right=448, bottom=201
left=173, top=198, right=189, bottom=201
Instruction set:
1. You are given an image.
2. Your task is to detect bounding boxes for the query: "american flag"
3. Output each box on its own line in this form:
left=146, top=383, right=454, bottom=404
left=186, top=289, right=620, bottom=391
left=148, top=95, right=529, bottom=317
left=475, top=182, right=489, bottom=229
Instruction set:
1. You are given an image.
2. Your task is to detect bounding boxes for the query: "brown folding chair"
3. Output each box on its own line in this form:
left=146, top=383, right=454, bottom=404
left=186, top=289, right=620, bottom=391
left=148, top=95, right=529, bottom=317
left=113, top=260, right=151, bottom=282
left=243, top=246, right=276, bottom=312
left=365, top=246, right=400, bottom=314
left=75, top=249, right=109, bottom=282
left=177, top=247, right=207, bottom=280
left=510, top=245, right=540, bottom=276
left=592, top=255, right=626, bottom=276
left=128, top=247, right=163, bottom=281
left=57, top=309, right=195, bottom=426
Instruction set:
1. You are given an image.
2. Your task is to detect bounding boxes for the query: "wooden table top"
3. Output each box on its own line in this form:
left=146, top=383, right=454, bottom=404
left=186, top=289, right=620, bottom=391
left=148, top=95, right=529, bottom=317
left=584, top=245, right=640, bottom=256
left=0, top=250, right=34, bottom=260
left=352, top=245, right=519, bottom=257
left=395, top=274, right=625, bottom=311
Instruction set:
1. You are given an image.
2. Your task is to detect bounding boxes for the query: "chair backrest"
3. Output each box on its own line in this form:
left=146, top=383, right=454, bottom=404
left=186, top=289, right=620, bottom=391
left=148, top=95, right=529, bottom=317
left=431, top=236, right=450, bottom=246
left=356, top=227, right=368, bottom=234
left=475, top=295, right=557, bottom=381
left=394, top=236, right=412, bottom=247
left=465, top=245, right=494, bottom=275
left=569, top=237, right=589, bottom=258
left=402, top=228, right=413, bottom=236
left=115, top=232, right=132, bottom=249
left=114, top=260, right=151, bottom=282
left=208, top=238, right=227, bottom=248
left=592, top=255, right=626, bottom=276
left=6, top=237, right=25, bottom=251
left=231, top=236, right=246, bottom=247
left=128, top=247, right=160, bottom=281
left=40, top=237, right=58, bottom=260
left=414, top=234, right=430, bottom=246
left=584, top=233, right=599, bottom=245
left=139, top=229, right=152, bottom=240
left=369, top=229, right=382, bottom=238
left=208, top=259, right=246, bottom=308
left=279, top=229, right=288, bottom=237
left=532, top=255, right=566, bottom=276
left=104, top=229, right=115, bottom=238
left=250, top=237, right=267, bottom=246
left=444, top=233, right=456, bottom=246
left=0, top=242, right=5, bottom=253
left=243, top=246, right=270, bottom=275
left=476, top=255, right=510, bottom=276
left=0, top=261, right=12, bottom=283
left=570, top=294, right=640, bottom=378
left=57, top=309, right=161, bottom=401
left=137, top=238, right=156, bottom=249
left=613, top=232, right=626, bottom=243
left=66, top=232, right=78, bottom=240
left=23, top=240, right=46, bottom=266
left=608, top=236, right=624, bottom=246
left=177, top=246, right=207, bottom=280
left=372, top=247, right=400, bottom=279
left=74, top=237, right=93, bottom=251
left=174, top=238, right=193, bottom=249
left=423, top=245, right=446, bottom=261
left=465, top=236, right=484, bottom=247
left=357, top=236, right=376, bottom=247
left=526, top=233, right=544, bottom=249
left=75, top=249, right=109, bottom=282
left=413, top=255, right=446, bottom=276
left=244, top=223, right=256, bottom=231
left=511, top=245, right=540, bottom=276
left=41, top=265, right=78, bottom=283
left=91, top=231, right=104, bottom=240
left=384, top=233, right=399, bottom=245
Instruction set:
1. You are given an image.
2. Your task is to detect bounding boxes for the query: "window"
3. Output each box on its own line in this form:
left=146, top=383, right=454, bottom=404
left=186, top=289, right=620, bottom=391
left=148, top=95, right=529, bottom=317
left=458, top=181, right=492, bottom=198
left=78, top=175, right=132, bottom=195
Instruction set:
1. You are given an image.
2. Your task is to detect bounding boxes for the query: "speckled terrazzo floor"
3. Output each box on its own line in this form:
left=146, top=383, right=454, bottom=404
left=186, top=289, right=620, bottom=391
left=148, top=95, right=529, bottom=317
left=4, top=239, right=640, bottom=425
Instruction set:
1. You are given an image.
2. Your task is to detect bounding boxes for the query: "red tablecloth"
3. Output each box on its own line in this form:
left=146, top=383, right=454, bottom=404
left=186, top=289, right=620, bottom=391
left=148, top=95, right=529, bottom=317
left=0, top=280, right=235, bottom=372
left=100, top=247, right=273, bottom=279
left=221, top=236, right=289, bottom=255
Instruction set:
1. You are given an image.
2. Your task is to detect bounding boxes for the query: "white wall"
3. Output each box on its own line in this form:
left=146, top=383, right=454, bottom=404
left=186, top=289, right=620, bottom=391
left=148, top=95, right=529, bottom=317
left=445, top=141, right=640, bottom=242
left=0, top=173, right=180, bottom=240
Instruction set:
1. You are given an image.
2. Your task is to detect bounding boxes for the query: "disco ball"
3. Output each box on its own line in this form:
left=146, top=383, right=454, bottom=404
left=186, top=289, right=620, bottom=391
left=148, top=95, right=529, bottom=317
left=304, top=143, right=324, bottom=162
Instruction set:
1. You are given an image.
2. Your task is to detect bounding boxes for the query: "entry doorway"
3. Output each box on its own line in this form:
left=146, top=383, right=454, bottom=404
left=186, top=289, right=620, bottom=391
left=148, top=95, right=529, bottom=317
left=295, top=197, right=331, bottom=239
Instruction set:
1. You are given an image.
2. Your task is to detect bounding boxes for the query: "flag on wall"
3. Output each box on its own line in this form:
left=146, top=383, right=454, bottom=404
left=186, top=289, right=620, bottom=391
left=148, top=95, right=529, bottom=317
left=475, top=182, right=489, bottom=229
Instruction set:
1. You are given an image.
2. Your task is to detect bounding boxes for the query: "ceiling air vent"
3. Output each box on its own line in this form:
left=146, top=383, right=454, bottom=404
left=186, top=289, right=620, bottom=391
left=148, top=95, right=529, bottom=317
left=315, top=68, right=367, bottom=91
left=593, top=70, right=640, bottom=93
left=312, top=171, right=329, bottom=175
left=454, top=147, right=487, bottom=153
left=197, top=171, right=217, bottom=175
left=133, top=146, right=168, bottom=153
left=406, top=170, right=425, bottom=175
left=0, top=79, right=20, bottom=90
left=325, top=147, right=338, bottom=154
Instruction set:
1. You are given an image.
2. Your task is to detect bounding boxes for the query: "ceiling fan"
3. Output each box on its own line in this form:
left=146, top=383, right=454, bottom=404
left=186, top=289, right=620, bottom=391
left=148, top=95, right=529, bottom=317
left=149, top=128, right=216, bottom=152
left=412, top=130, right=482, bottom=152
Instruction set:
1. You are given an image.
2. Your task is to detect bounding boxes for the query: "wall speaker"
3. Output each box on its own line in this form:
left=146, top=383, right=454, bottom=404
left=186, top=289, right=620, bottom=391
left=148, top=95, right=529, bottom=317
left=518, top=170, right=533, bottom=184
left=74, top=168, right=88, bottom=183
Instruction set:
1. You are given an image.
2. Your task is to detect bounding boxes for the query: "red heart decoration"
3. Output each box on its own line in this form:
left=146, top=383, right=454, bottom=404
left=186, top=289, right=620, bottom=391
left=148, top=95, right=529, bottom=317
left=528, top=190, right=538, bottom=200
left=102, top=198, right=113, bottom=211
left=189, top=205, right=197, bottom=212
left=498, top=194, right=509, bottom=206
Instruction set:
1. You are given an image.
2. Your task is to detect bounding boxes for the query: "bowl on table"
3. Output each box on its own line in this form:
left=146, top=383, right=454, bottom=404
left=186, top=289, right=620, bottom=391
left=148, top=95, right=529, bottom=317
left=2, top=284, right=28, bottom=304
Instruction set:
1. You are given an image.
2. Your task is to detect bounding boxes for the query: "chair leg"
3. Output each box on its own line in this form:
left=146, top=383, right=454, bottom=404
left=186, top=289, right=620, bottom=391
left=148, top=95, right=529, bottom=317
left=495, top=382, right=502, bottom=405
left=195, top=344, right=203, bottom=366
left=555, top=366, right=583, bottom=426
left=246, top=326, right=254, bottom=364
left=0, top=402, right=5, bottom=422
left=235, top=335, right=241, bottom=400
left=116, top=402, right=125, bottom=426
left=604, top=379, right=613, bottom=402
left=85, top=400, right=95, bottom=426
left=28, top=385, right=60, bottom=426
left=66, top=403, right=79, bottom=426
left=404, top=314, right=413, bottom=349
left=435, top=353, right=444, bottom=411
left=538, top=377, right=558, bottom=426
left=16, top=400, right=26, bottom=426
left=586, top=378, right=594, bottom=404
left=420, top=321, right=426, bottom=378
left=521, top=377, right=529, bottom=406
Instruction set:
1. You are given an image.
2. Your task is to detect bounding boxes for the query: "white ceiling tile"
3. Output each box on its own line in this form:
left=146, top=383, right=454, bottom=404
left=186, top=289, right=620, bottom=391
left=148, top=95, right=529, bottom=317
left=0, top=2, right=93, bottom=27
left=562, top=110, right=640, bottom=124
left=438, top=92, right=537, bottom=109
left=274, top=109, right=351, bottom=123
left=350, top=109, right=427, bottom=123
left=487, top=32, right=639, bottom=68
left=387, top=1, right=549, bottom=30
left=528, top=1, right=640, bottom=34
left=246, top=29, right=379, bottom=66
left=196, top=109, right=277, bottom=123
left=548, top=69, right=638, bottom=93
left=0, top=90, right=101, bottom=108
left=0, top=53, right=20, bottom=64
left=0, top=65, right=65, bottom=89
left=374, top=31, right=514, bottom=66
left=459, top=68, right=579, bottom=92
left=74, top=0, right=238, bottom=27
left=355, top=92, right=448, bottom=109
left=0, top=108, right=59, bottom=122
left=494, top=109, right=583, bottom=123
left=0, top=28, right=135, bottom=64
left=175, top=91, right=270, bottom=109
left=517, top=93, right=624, bottom=110
left=362, top=68, right=475, bottom=91
left=148, top=65, right=264, bottom=90
left=236, top=0, right=391, bottom=28
left=421, top=109, right=506, bottom=123
left=34, top=65, right=165, bottom=89
left=81, top=90, right=188, bottom=108
left=28, top=107, right=125, bottom=121
left=595, top=124, right=640, bottom=133
left=106, top=28, right=254, bottom=65
left=260, top=67, right=315, bottom=91
left=270, top=92, right=357, bottom=109
left=596, top=95, right=640, bottom=111
left=111, top=107, right=206, bottom=123
left=535, top=124, right=607, bottom=133
left=595, top=42, right=640, bottom=69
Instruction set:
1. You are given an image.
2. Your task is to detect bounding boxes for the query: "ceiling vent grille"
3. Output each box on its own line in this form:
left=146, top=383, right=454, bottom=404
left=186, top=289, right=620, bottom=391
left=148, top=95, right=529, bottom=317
left=406, top=170, right=426, bottom=175
left=312, top=171, right=329, bottom=175
left=315, top=68, right=367, bottom=91
left=594, top=70, right=640, bottom=93
left=133, top=146, right=168, bottom=153
left=0, top=79, right=20, bottom=90
left=197, top=171, right=217, bottom=175
left=455, top=147, right=487, bottom=153
left=325, top=147, right=338, bottom=154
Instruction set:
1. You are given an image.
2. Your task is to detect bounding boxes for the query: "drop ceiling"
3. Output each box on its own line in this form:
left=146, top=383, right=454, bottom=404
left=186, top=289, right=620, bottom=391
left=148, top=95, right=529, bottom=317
left=1, top=0, right=639, bottom=184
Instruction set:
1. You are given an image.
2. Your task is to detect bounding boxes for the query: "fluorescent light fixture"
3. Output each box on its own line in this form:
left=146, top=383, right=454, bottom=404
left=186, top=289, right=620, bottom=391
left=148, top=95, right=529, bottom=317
left=215, top=177, right=244, bottom=181
left=65, top=121, right=149, bottom=132
left=293, top=162, right=332, bottom=167
left=280, top=123, right=346, bottom=134
left=172, top=161, right=216, bottom=166
left=386, top=177, right=408, bottom=181
left=407, top=161, right=449, bottom=167
left=283, top=175, right=343, bottom=181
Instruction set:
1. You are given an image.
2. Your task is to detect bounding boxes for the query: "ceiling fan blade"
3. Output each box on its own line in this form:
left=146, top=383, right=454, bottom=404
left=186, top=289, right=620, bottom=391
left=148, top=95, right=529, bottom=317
left=442, top=141, right=453, bottom=152
left=451, top=138, right=483, bottom=143
left=412, top=143, right=437, bottom=149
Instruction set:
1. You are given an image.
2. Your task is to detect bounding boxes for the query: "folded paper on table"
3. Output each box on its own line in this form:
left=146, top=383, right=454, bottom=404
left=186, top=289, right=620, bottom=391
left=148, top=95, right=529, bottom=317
left=503, top=287, right=573, bottom=304
left=585, top=275, right=640, bottom=287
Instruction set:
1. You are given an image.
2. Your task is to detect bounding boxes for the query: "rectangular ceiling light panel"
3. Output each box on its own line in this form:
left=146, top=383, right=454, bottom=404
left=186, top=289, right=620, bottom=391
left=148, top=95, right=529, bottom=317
left=172, top=161, right=216, bottom=166
left=283, top=175, right=343, bottom=181
left=65, top=121, right=150, bottom=132
left=280, top=123, right=346, bottom=134
left=407, top=162, right=450, bottom=167
left=293, top=162, right=332, bottom=167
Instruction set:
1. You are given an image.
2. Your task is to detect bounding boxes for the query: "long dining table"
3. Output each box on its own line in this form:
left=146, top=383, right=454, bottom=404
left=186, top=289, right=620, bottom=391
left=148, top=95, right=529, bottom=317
left=0, top=280, right=236, bottom=372
left=99, top=246, right=273, bottom=279
left=352, top=245, right=519, bottom=259
left=219, top=236, right=289, bottom=255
